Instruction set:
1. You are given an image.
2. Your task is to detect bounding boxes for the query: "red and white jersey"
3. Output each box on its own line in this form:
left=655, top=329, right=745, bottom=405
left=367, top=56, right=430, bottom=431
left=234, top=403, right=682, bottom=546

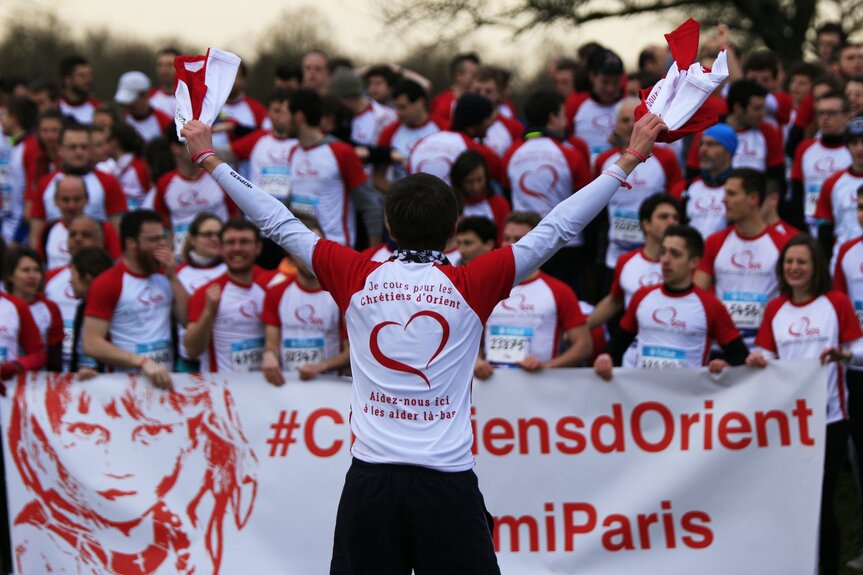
left=408, top=130, right=502, bottom=185
left=622, top=284, right=740, bottom=368
left=85, top=261, right=174, bottom=371
left=484, top=272, right=585, bottom=364
left=43, top=219, right=120, bottom=271
left=699, top=226, right=789, bottom=340
left=125, top=108, right=173, bottom=142
left=764, top=92, right=793, bottom=130
left=756, top=291, right=862, bottom=423
left=835, top=237, right=863, bottom=325
left=312, top=240, right=516, bottom=471
left=815, top=168, right=863, bottom=248
left=480, top=116, right=522, bottom=158
left=791, top=138, right=851, bottom=222
left=262, top=276, right=344, bottom=371
left=148, top=87, right=176, bottom=118
left=462, top=194, right=511, bottom=244
left=672, top=178, right=727, bottom=240
left=610, top=248, right=663, bottom=308
left=565, top=93, right=617, bottom=160
left=686, top=125, right=784, bottom=173
left=114, top=154, right=152, bottom=211
left=45, top=265, right=79, bottom=368
left=31, top=169, right=127, bottom=222
left=378, top=119, right=441, bottom=180
left=187, top=273, right=269, bottom=373
left=28, top=295, right=63, bottom=351
left=287, top=140, right=367, bottom=247
left=351, top=100, right=398, bottom=147
left=231, top=130, right=298, bottom=203
left=176, top=261, right=227, bottom=360
left=153, top=170, right=235, bottom=256
left=212, top=96, right=267, bottom=149
left=59, top=97, right=100, bottom=125
left=429, top=88, right=457, bottom=127
left=595, top=146, right=682, bottom=267
left=0, top=292, right=42, bottom=365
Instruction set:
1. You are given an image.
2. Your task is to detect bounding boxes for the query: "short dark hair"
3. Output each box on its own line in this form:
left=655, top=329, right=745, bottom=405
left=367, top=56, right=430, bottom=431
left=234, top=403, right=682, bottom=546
left=120, top=210, right=164, bottom=247
left=391, top=79, right=427, bottom=104
left=3, top=246, right=42, bottom=292
left=28, top=78, right=60, bottom=100
left=450, top=52, right=480, bottom=79
left=60, top=122, right=89, bottom=144
left=37, top=108, right=65, bottom=127
left=817, top=22, right=846, bottom=42
left=744, top=50, right=781, bottom=77
left=182, top=212, right=223, bottom=261
left=639, top=193, right=681, bottom=223
left=728, top=168, right=768, bottom=206
left=220, top=218, right=260, bottom=240
left=288, top=88, right=323, bottom=127
left=505, top=211, right=542, bottom=230
left=59, top=55, right=89, bottom=79
left=386, top=174, right=459, bottom=251
left=473, top=66, right=503, bottom=88
left=524, top=89, right=564, bottom=128
left=364, top=65, right=400, bottom=87
left=456, top=216, right=497, bottom=245
left=157, top=47, right=181, bottom=58
left=787, top=61, right=823, bottom=83
left=6, top=96, right=37, bottom=132
left=266, top=89, right=291, bottom=107
left=71, top=247, right=114, bottom=281
left=777, top=234, right=831, bottom=296
left=817, top=91, right=851, bottom=112
left=663, top=224, right=704, bottom=259
left=110, top=121, right=144, bottom=155
left=274, top=64, right=302, bottom=82
left=727, top=80, right=768, bottom=112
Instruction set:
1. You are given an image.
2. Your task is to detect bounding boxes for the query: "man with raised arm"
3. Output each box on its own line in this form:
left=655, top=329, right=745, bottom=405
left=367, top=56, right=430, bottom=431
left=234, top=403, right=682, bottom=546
left=180, top=112, right=667, bottom=574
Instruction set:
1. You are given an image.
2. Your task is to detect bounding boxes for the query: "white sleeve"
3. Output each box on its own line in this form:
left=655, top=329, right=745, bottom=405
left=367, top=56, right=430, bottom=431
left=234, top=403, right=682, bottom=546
left=848, top=338, right=863, bottom=365
left=212, top=163, right=318, bottom=269
left=510, top=164, right=625, bottom=285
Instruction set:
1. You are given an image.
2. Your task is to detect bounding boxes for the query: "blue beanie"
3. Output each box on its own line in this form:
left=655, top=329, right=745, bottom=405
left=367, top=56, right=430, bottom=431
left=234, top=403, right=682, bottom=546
left=702, top=123, right=738, bottom=155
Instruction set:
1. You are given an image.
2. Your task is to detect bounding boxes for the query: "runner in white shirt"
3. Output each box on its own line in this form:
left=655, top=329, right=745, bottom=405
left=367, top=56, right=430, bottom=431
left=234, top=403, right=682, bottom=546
left=564, top=48, right=624, bottom=161
left=790, top=92, right=852, bottom=233
left=0, top=290, right=45, bottom=380
left=452, top=150, right=510, bottom=243
left=329, top=68, right=397, bottom=147
left=184, top=220, right=270, bottom=373
left=671, top=123, right=737, bottom=240
left=695, top=168, right=791, bottom=346
left=594, top=98, right=683, bottom=269
left=748, top=234, right=863, bottom=575
left=148, top=47, right=180, bottom=117
left=113, top=71, right=173, bottom=142
left=106, top=122, right=153, bottom=211
left=594, top=224, right=746, bottom=378
left=58, top=55, right=100, bottom=125
left=262, top=215, right=349, bottom=384
left=83, top=210, right=189, bottom=388
left=815, top=116, right=863, bottom=263
left=182, top=111, right=667, bottom=574
left=474, top=211, right=592, bottom=379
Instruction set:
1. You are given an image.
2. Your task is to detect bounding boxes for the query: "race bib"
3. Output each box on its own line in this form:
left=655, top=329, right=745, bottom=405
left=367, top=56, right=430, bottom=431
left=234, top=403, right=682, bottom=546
left=127, top=195, right=143, bottom=211
left=0, top=346, right=7, bottom=363
left=639, top=345, right=687, bottom=369
left=722, top=291, right=768, bottom=330
left=231, top=337, right=264, bottom=372
left=135, top=340, right=173, bottom=369
left=172, top=222, right=190, bottom=256
left=855, top=301, right=863, bottom=329
left=804, top=183, right=820, bottom=219
left=259, top=166, right=291, bottom=202
left=282, top=337, right=325, bottom=371
left=611, top=208, right=643, bottom=245
left=288, top=194, right=319, bottom=217
left=486, top=326, right=532, bottom=365
left=62, top=319, right=74, bottom=365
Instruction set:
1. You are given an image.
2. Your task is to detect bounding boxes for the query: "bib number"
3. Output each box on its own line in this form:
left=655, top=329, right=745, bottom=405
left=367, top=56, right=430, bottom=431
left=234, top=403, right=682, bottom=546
left=611, top=208, right=643, bottom=245
left=805, top=183, right=820, bottom=219
left=855, top=301, right=863, bottom=329
left=62, top=320, right=74, bottom=364
left=259, top=166, right=291, bottom=202
left=487, top=326, right=532, bottom=365
left=639, top=345, right=686, bottom=369
left=135, top=340, right=173, bottom=369
left=231, top=338, right=264, bottom=372
left=722, top=291, right=767, bottom=330
left=282, top=338, right=325, bottom=371
left=172, top=223, right=190, bottom=257
left=288, top=194, right=319, bottom=217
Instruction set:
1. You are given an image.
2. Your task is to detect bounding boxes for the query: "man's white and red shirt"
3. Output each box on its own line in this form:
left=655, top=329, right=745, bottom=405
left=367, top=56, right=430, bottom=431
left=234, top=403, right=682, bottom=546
left=262, top=276, right=345, bottom=372
left=42, top=219, right=121, bottom=271
left=595, top=145, right=682, bottom=267
left=45, top=265, right=80, bottom=369
left=0, top=292, right=43, bottom=365
left=85, top=261, right=174, bottom=371
left=815, top=167, right=863, bottom=248
left=408, top=130, right=502, bottom=185
left=481, top=115, right=523, bottom=158
left=113, top=154, right=152, bottom=211
left=484, top=272, right=586, bottom=365
left=59, top=97, right=100, bottom=125
left=699, top=225, right=790, bottom=342
left=187, top=271, right=270, bottom=373
left=212, top=96, right=268, bottom=148
left=461, top=193, right=511, bottom=245
left=686, top=124, right=784, bottom=173
left=176, top=261, right=227, bottom=361
left=610, top=248, right=663, bottom=308
left=671, top=178, right=728, bottom=241
left=352, top=100, right=398, bottom=147
left=148, top=88, right=176, bottom=118
left=28, top=294, right=63, bottom=352
left=30, top=169, right=127, bottom=223
left=125, top=108, right=173, bottom=142
left=791, top=137, right=851, bottom=225
left=231, top=130, right=298, bottom=204
left=621, top=283, right=740, bottom=368
left=564, top=92, right=618, bottom=160
left=378, top=119, right=441, bottom=180
left=756, top=291, right=862, bottom=423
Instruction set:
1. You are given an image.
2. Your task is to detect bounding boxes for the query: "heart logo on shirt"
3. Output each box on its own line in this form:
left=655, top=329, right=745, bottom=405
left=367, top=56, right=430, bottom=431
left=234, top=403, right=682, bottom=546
left=137, top=287, right=167, bottom=306
left=177, top=189, right=209, bottom=208
left=369, top=310, right=450, bottom=388
left=730, top=250, right=762, bottom=270
left=518, top=165, right=559, bottom=199
left=239, top=299, right=260, bottom=319
left=694, top=194, right=723, bottom=213
left=500, top=293, right=534, bottom=312
left=652, top=306, right=686, bottom=328
left=638, top=271, right=663, bottom=287
left=814, top=157, right=836, bottom=175
left=788, top=316, right=820, bottom=337
left=591, top=113, right=615, bottom=131
left=415, top=156, right=453, bottom=181
left=294, top=304, right=324, bottom=327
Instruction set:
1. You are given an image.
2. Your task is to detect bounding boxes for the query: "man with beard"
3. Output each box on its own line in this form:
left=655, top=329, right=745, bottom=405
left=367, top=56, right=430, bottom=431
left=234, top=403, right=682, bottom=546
left=82, top=210, right=188, bottom=388
left=148, top=47, right=181, bottom=118
left=27, top=124, right=126, bottom=244
left=58, top=55, right=100, bottom=125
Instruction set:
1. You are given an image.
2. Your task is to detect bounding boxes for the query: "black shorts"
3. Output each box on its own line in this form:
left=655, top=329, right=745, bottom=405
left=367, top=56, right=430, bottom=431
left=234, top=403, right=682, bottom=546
left=330, top=458, right=501, bottom=575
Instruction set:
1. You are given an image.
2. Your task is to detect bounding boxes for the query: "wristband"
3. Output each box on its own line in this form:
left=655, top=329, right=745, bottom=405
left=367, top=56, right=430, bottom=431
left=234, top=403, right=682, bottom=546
left=191, top=148, right=216, bottom=166
left=602, top=169, right=632, bottom=189
left=137, top=357, right=149, bottom=370
left=624, top=147, right=649, bottom=163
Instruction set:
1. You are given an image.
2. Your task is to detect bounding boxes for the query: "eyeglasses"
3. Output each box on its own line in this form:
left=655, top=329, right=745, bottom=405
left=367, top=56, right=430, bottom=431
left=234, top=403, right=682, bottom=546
left=222, top=239, right=256, bottom=247
left=138, top=234, right=168, bottom=243
left=195, top=231, right=221, bottom=239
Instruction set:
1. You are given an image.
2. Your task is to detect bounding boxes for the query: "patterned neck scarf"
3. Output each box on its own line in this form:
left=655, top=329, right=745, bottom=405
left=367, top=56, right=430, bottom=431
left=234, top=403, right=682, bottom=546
left=388, top=249, right=451, bottom=266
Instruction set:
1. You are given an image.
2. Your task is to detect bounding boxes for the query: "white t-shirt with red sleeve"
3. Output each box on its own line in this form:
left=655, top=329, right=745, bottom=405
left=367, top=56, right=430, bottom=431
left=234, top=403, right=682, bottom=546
left=564, top=92, right=617, bottom=160
left=378, top=119, right=441, bottom=181
left=43, top=220, right=121, bottom=272
left=686, top=125, right=784, bottom=173
left=621, top=284, right=740, bottom=368
left=115, top=154, right=152, bottom=211
left=31, top=169, right=127, bottom=222
left=351, top=100, right=398, bottom=147
left=484, top=272, right=586, bottom=365
left=407, top=130, right=502, bottom=185
left=231, top=130, right=298, bottom=204
left=756, top=291, right=862, bottom=423
left=148, top=88, right=176, bottom=118
left=44, top=265, right=79, bottom=369
left=187, top=273, right=268, bottom=373
left=29, top=294, right=64, bottom=352
left=481, top=115, right=522, bottom=158
left=791, top=138, right=851, bottom=224
left=0, top=292, right=43, bottom=365
left=698, top=225, right=789, bottom=342
left=610, top=248, right=663, bottom=308
left=673, top=178, right=728, bottom=240
left=176, top=261, right=227, bottom=361
left=59, top=97, right=100, bottom=125
left=835, top=237, right=863, bottom=325
left=212, top=96, right=268, bottom=149
left=815, top=168, right=863, bottom=248
left=84, top=261, right=174, bottom=371
left=125, top=109, right=173, bottom=142
left=595, top=146, right=683, bottom=267
left=153, top=170, right=235, bottom=256
left=312, top=240, right=516, bottom=472
left=287, top=140, right=367, bottom=247
left=261, top=276, right=344, bottom=372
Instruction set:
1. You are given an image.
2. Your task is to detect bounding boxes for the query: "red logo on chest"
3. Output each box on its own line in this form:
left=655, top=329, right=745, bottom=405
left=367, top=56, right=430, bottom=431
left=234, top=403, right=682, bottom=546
left=369, top=310, right=450, bottom=388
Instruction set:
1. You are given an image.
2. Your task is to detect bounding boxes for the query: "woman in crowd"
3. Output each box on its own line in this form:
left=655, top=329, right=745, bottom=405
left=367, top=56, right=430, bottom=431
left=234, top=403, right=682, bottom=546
left=450, top=150, right=510, bottom=245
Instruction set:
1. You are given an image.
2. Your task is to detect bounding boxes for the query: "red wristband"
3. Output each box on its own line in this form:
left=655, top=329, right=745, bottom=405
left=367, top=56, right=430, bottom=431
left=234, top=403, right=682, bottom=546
left=624, top=147, right=648, bottom=163
left=191, top=148, right=216, bottom=165
left=137, top=357, right=149, bottom=369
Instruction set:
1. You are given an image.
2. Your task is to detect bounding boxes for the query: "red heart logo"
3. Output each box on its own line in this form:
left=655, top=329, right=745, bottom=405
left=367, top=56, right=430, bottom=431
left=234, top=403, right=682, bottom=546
left=500, top=293, right=527, bottom=311
left=369, top=310, right=450, bottom=388
left=652, top=306, right=678, bottom=326
left=518, top=165, right=559, bottom=199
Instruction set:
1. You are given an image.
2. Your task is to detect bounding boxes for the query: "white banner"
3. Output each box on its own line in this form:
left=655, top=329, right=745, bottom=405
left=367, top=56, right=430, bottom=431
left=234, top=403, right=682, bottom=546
left=0, top=361, right=825, bottom=574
